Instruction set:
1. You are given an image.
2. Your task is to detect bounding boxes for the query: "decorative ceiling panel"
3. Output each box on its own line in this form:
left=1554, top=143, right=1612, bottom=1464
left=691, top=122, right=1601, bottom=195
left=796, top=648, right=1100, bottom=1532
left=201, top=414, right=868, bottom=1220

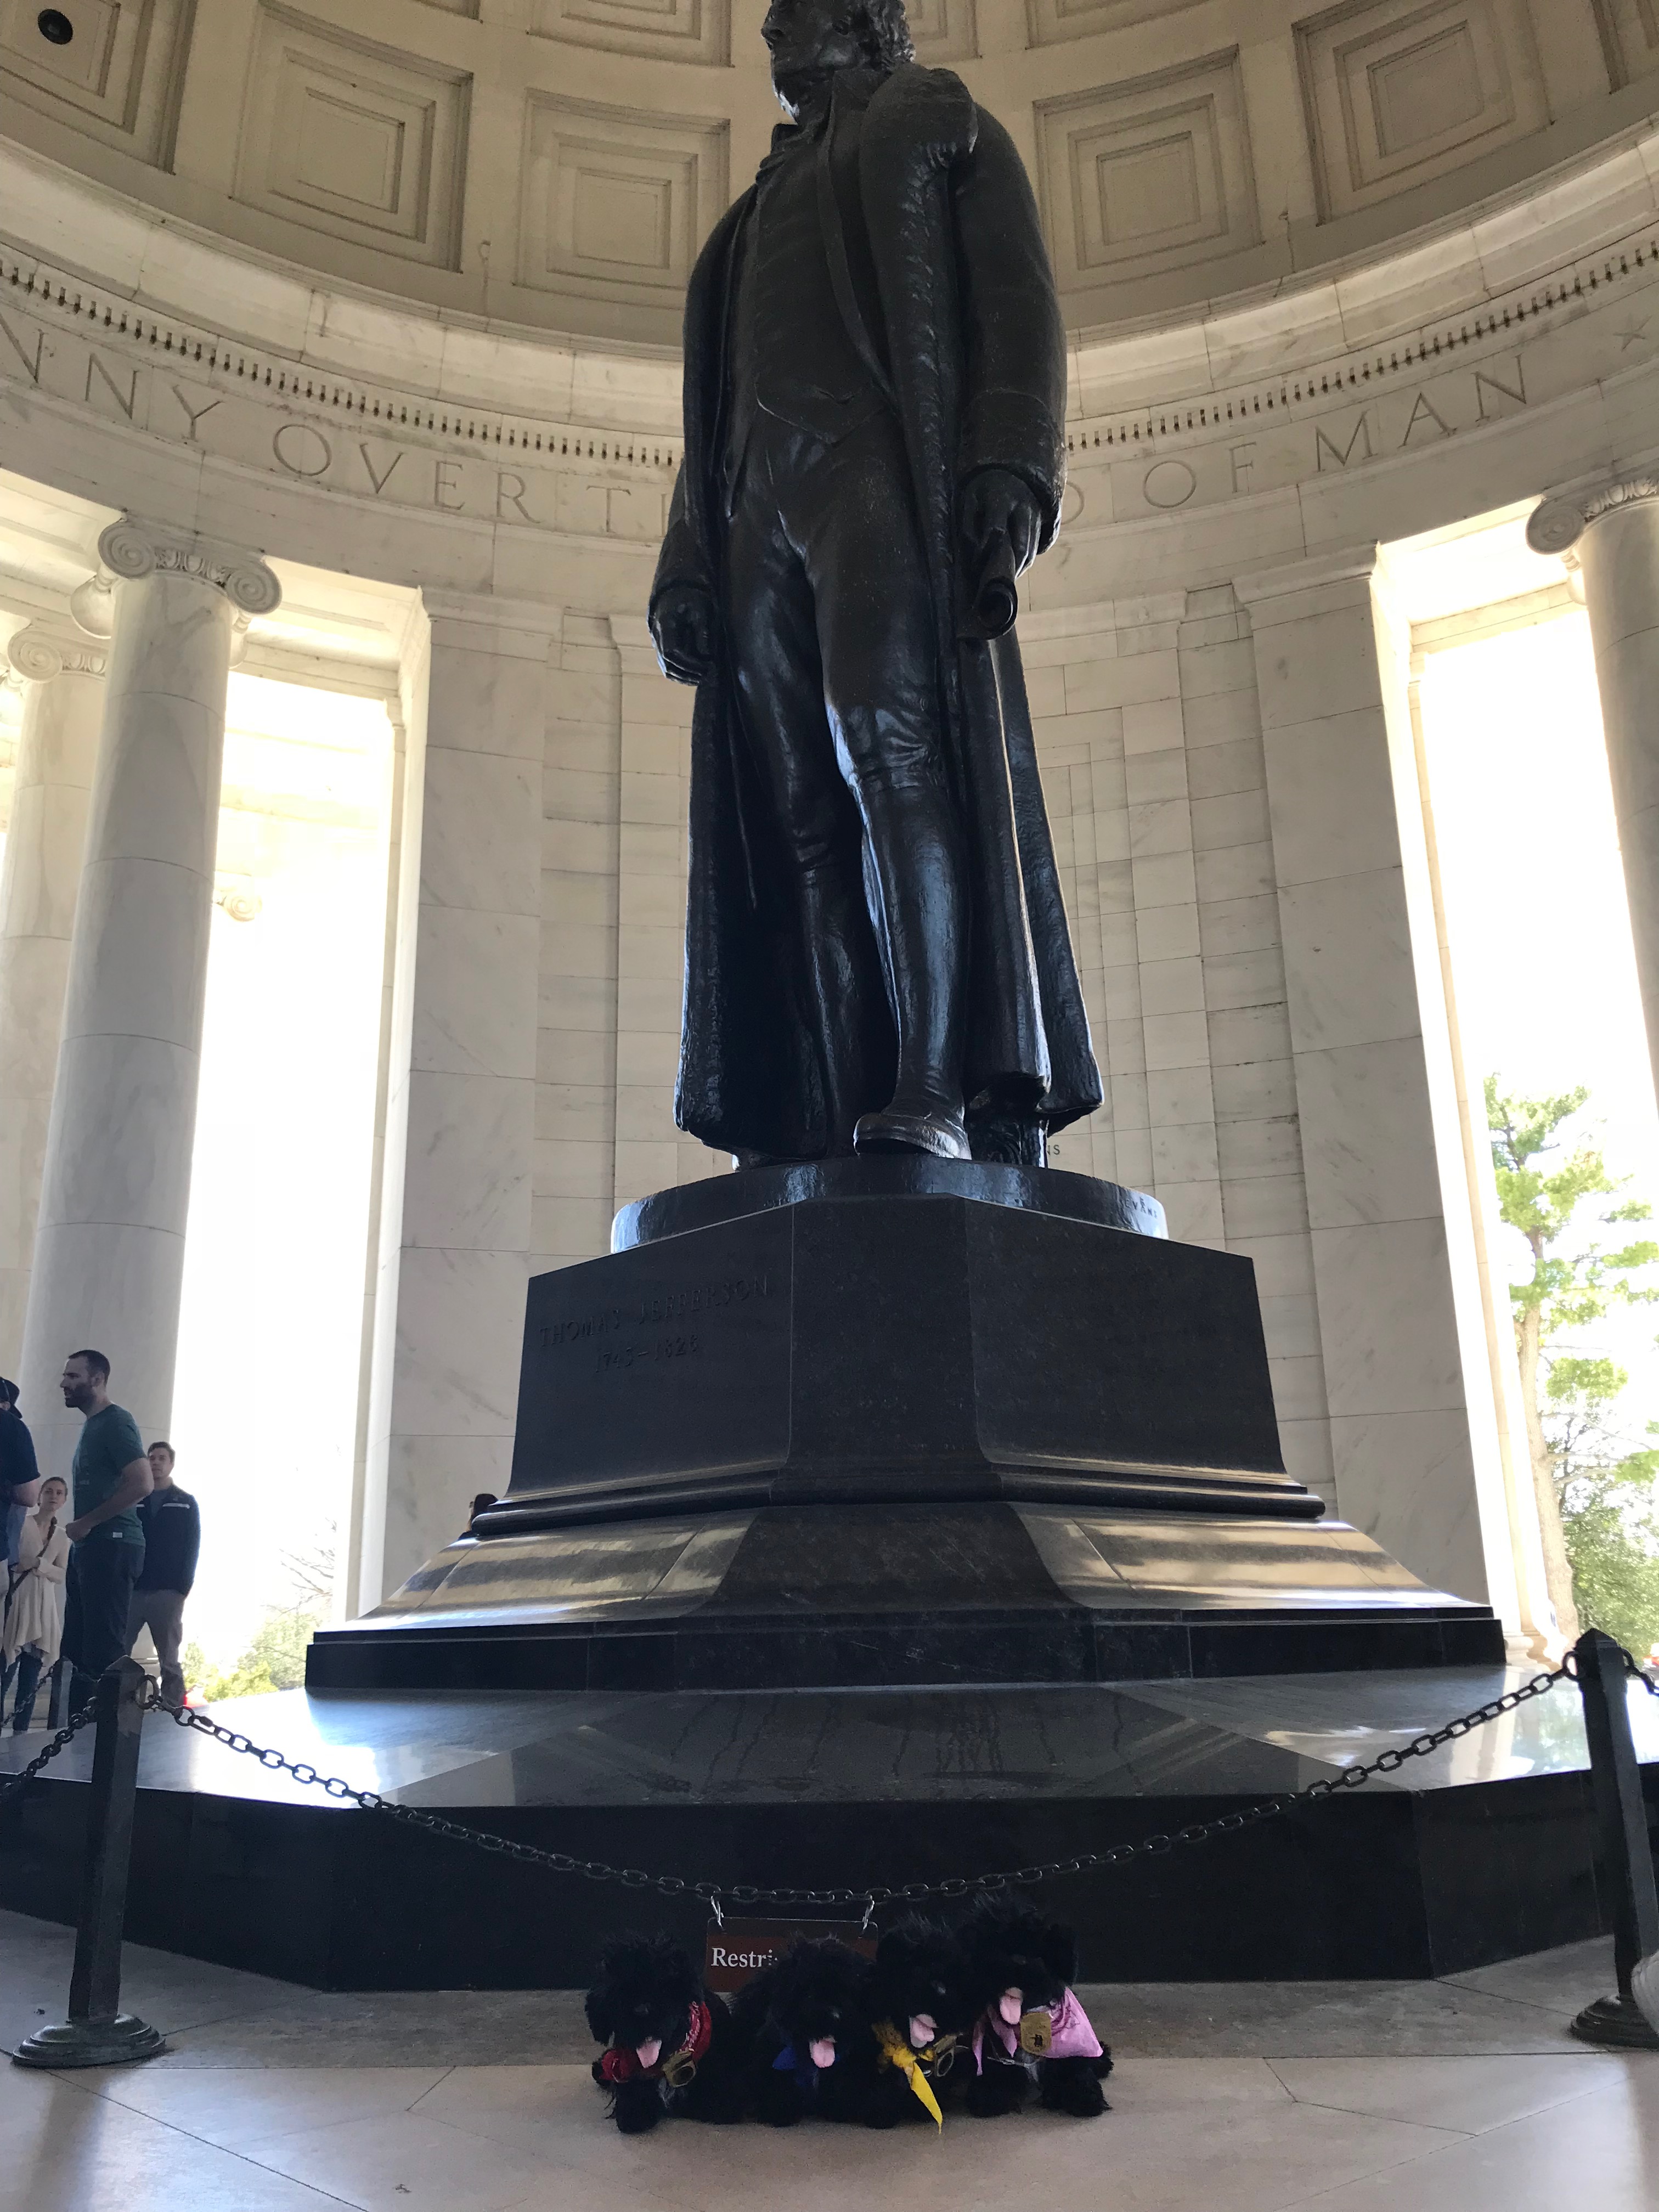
left=531, top=0, right=730, bottom=66
left=1036, top=49, right=1260, bottom=294
left=1593, top=0, right=1659, bottom=84
left=1026, top=0, right=1211, bottom=47
left=1296, top=0, right=1549, bottom=221
left=236, top=4, right=470, bottom=269
left=910, top=0, right=979, bottom=61
left=0, top=0, right=193, bottom=168
left=518, top=94, right=728, bottom=306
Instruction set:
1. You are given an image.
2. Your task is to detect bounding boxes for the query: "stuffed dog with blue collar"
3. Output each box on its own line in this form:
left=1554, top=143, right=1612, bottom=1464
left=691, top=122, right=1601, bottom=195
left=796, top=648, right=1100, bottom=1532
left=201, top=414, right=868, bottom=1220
left=729, top=1935, right=881, bottom=2126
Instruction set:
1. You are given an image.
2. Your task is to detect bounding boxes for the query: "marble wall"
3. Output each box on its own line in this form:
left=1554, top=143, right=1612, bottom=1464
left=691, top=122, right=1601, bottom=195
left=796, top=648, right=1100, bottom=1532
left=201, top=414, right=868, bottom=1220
left=1030, top=587, right=1338, bottom=1510
left=359, top=595, right=547, bottom=1604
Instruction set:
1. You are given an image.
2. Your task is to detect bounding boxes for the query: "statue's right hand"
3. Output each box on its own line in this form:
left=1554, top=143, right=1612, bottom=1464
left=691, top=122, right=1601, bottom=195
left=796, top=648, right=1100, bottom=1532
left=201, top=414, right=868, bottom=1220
left=651, top=585, right=718, bottom=685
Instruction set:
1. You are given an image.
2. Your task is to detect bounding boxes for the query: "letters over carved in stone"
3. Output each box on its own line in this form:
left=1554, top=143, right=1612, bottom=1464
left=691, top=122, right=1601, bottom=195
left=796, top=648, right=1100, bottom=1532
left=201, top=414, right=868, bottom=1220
left=650, top=0, right=1102, bottom=1170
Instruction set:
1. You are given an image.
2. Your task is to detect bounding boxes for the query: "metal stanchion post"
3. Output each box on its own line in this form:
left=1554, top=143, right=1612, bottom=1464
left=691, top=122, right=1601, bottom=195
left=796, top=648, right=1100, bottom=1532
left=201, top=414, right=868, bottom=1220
left=1570, top=1628, right=1659, bottom=2049
left=47, top=1656, right=69, bottom=1731
left=12, top=1657, right=165, bottom=2067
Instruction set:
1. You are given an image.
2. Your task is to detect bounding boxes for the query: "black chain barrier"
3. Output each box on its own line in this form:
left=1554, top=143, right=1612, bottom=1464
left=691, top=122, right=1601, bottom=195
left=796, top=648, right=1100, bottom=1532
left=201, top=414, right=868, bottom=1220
left=0, top=1700, right=98, bottom=1807
left=101, top=1657, right=1597, bottom=1910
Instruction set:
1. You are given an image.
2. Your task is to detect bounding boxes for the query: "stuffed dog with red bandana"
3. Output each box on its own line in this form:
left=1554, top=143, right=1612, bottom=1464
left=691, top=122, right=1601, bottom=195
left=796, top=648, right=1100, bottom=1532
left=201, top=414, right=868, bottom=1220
left=959, top=1894, right=1111, bottom=2119
left=586, top=1933, right=743, bottom=2133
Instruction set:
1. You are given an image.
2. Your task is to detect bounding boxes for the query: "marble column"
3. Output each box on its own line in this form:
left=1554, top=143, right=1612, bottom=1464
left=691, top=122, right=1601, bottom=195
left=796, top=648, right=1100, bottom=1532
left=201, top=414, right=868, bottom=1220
left=1233, top=548, right=1521, bottom=1618
left=1528, top=478, right=1659, bottom=1094
left=356, top=592, right=545, bottom=1609
left=18, top=520, right=280, bottom=1477
left=0, top=622, right=106, bottom=1368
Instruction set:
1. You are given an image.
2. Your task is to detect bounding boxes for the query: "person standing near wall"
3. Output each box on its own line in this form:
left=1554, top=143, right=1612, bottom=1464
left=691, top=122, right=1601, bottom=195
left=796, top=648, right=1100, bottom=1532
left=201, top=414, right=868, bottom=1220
left=3, top=1474, right=69, bottom=1731
left=128, top=1440, right=198, bottom=1709
left=0, top=1377, right=41, bottom=1570
left=59, top=1350, right=151, bottom=1713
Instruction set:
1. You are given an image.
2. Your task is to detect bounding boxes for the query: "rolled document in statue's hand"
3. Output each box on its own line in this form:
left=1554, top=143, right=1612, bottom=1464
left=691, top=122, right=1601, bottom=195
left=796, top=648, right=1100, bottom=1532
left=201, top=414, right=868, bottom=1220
left=971, top=535, right=1019, bottom=639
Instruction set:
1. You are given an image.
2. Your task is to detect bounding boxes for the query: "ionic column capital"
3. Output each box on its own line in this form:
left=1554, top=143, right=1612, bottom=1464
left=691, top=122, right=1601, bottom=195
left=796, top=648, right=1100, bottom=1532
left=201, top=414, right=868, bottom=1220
left=92, top=517, right=283, bottom=620
left=4, top=617, right=110, bottom=685
left=1526, top=476, right=1659, bottom=556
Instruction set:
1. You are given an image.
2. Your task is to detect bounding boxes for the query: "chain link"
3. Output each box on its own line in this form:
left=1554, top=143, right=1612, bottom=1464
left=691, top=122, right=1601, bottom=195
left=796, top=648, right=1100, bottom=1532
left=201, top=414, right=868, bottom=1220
left=1622, top=1649, right=1659, bottom=1696
left=135, top=1660, right=1571, bottom=1909
left=0, top=1697, right=99, bottom=1805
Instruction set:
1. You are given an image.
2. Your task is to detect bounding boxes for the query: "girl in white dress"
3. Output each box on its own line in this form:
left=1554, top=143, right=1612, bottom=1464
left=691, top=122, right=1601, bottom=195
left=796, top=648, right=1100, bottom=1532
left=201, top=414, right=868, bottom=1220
left=4, top=1475, right=69, bottom=1731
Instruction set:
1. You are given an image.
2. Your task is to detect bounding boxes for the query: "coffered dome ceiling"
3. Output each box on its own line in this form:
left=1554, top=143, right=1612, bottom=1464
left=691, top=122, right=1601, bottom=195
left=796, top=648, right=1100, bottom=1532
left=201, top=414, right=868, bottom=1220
left=2, top=0, right=1657, bottom=348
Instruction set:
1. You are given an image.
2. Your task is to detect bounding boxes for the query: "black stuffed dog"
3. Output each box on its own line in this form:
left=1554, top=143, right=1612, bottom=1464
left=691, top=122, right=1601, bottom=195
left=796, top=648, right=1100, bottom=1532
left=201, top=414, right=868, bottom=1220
left=864, top=1915, right=974, bottom=2129
left=959, top=1893, right=1111, bottom=2119
left=729, top=1935, right=879, bottom=2126
left=585, top=1933, right=742, bottom=2133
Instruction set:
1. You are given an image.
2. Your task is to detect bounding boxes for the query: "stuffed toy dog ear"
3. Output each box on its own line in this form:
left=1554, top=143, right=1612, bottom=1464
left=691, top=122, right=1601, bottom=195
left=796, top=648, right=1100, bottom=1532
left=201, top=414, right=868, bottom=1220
left=1037, top=1917, right=1080, bottom=1988
left=584, top=1948, right=623, bottom=2046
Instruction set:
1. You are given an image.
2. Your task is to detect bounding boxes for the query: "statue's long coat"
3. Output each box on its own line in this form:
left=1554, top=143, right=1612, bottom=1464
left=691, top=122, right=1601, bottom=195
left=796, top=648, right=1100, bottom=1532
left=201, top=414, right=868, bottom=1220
left=653, top=63, right=1102, bottom=1160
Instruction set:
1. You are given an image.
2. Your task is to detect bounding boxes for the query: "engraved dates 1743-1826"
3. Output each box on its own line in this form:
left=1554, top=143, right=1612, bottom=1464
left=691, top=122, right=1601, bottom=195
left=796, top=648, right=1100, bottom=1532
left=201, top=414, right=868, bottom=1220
left=539, top=1274, right=773, bottom=1376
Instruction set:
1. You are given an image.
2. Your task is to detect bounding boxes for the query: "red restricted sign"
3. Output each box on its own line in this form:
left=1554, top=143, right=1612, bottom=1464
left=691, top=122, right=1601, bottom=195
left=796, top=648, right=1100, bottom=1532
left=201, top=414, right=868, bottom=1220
left=703, top=1917, right=878, bottom=1994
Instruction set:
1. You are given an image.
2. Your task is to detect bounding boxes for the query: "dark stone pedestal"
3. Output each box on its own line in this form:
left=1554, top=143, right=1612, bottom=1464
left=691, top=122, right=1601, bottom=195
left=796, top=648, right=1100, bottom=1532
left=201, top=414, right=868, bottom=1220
left=311, top=1165, right=1501, bottom=1694
left=488, top=1166, right=1304, bottom=1530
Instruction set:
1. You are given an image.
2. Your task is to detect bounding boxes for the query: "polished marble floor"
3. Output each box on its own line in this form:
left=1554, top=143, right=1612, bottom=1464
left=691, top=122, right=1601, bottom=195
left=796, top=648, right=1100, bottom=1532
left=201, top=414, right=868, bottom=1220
left=2, top=1911, right=1655, bottom=2211
left=1, top=1663, right=1645, bottom=1811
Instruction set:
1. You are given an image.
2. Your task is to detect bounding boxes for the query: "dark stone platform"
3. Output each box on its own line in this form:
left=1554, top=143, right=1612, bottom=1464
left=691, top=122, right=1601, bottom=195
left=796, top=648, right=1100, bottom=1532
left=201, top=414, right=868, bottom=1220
left=4, top=1669, right=1650, bottom=1990
left=612, top=1155, right=1167, bottom=1249
left=309, top=1504, right=1502, bottom=1692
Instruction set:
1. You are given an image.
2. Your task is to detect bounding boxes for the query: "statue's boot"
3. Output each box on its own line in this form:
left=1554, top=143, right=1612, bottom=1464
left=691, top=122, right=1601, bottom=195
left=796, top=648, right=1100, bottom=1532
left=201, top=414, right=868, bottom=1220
left=851, top=775, right=970, bottom=1163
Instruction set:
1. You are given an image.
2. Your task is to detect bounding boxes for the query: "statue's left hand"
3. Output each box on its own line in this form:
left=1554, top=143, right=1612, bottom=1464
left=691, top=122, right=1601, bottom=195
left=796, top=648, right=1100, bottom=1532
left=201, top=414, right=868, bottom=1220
left=651, top=583, right=718, bottom=686
left=961, top=469, right=1043, bottom=577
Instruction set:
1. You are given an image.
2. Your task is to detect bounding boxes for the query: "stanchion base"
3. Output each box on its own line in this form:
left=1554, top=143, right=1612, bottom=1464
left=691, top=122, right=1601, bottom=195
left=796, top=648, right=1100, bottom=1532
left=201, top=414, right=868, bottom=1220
left=12, top=2013, right=167, bottom=2068
left=1568, top=1994, right=1659, bottom=2051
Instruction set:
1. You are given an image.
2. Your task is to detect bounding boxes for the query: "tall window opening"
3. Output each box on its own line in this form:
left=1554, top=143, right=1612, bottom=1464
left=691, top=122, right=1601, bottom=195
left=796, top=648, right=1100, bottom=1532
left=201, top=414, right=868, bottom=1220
left=171, top=672, right=392, bottom=1677
left=1398, top=511, right=1659, bottom=1654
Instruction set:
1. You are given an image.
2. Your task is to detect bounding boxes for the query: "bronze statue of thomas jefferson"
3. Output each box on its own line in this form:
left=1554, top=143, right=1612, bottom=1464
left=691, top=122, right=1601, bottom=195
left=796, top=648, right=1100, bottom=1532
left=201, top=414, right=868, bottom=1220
left=652, top=0, right=1101, bottom=1168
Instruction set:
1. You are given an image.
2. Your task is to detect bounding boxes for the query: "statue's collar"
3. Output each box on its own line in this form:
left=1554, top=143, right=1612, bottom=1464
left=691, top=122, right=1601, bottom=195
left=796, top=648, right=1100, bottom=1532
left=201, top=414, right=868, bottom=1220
left=769, top=64, right=887, bottom=155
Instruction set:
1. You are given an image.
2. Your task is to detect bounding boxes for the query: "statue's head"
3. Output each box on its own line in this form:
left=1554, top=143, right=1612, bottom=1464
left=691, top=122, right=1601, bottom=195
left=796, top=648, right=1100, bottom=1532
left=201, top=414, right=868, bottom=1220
left=762, top=0, right=914, bottom=118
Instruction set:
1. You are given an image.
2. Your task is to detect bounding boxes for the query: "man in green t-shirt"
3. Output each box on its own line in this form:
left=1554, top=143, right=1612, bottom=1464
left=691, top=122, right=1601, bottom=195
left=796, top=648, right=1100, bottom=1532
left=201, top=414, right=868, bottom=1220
left=60, top=1348, right=153, bottom=1713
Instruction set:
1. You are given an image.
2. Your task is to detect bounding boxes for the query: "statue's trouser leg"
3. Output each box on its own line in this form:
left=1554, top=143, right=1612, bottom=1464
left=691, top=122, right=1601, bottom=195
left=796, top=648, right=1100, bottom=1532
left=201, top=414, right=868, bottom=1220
left=795, top=855, right=896, bottom=1149
left=724, top=441, right=896, bottom=1150
left=838, top=743, right=966, bottom=1123
left=796, top=417, right=968, bottom=1126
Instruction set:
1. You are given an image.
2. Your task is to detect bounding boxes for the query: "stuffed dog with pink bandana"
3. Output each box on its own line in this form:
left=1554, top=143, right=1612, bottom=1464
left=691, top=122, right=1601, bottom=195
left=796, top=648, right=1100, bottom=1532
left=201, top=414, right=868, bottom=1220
left=586, top=1933, right=744, bottom=2133
left=959, top=1894, right=1111, bottom=2119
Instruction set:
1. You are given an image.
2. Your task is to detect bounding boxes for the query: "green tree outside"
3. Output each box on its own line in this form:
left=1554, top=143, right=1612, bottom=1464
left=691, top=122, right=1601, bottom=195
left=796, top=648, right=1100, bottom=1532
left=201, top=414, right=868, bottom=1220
left=183, top=1604, right=320, bottom=1702
left=1487, top=1078, right=1659, bottom=1647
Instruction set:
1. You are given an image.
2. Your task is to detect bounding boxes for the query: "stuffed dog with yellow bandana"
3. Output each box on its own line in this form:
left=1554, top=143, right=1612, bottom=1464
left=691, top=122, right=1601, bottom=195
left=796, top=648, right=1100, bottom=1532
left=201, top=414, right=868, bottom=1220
left=864, top=1915, right=974, bottom=2129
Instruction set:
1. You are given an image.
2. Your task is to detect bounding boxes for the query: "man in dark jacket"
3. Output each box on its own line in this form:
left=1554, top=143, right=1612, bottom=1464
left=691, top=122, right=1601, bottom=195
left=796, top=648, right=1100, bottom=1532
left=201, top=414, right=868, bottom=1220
left=651, top=0, right=1099, bottom=1168
left=0, top=1377, right=40, bottom=1570
left=128, top=1440, right=199, bottom=1709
